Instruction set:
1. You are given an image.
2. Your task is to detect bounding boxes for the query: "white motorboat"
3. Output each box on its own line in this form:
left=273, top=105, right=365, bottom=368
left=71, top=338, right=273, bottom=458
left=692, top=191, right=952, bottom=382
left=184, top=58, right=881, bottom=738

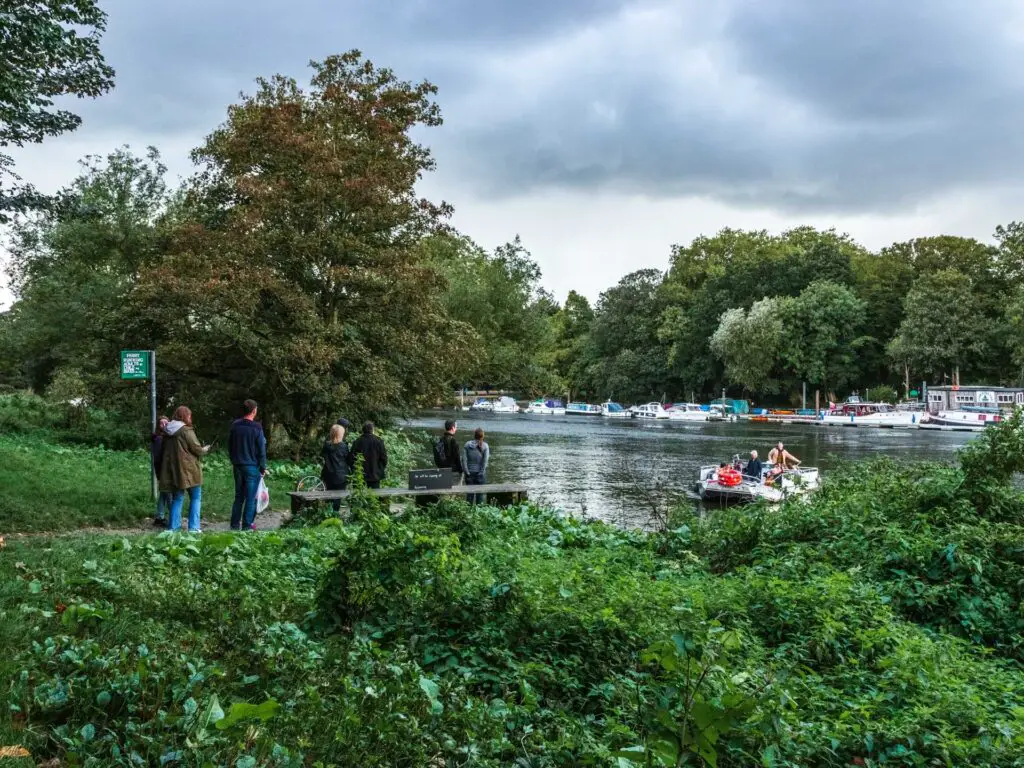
left=523, top=398, right=566, bottom=415
left=922, top=407, right=1003, bottom=431
left=601, top=401, right=633, bottom=418
left=566, top=402, right=602, bottom=416
left=490, top=396, right=520, bottom=414
left=468, top=398, right=493, bottom=412
left=696, top=457, right=820, bottom=506
left=667, top=403, right=709, bottom=422
left=631, top=402, right=670, bottom=420
left=819, top=395, right=919, bottom=427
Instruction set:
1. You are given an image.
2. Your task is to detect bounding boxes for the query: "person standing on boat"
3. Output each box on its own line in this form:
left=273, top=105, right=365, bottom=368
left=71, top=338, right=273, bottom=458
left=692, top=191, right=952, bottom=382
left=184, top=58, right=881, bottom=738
left=768, top=442, right=800, bottom=469
left=743, top=450, right=763, bottom=480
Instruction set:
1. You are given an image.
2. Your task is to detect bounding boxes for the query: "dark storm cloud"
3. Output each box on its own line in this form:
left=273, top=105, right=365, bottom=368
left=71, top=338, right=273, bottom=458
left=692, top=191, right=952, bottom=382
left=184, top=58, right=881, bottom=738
left=78, top=0, right=1024, bottom=213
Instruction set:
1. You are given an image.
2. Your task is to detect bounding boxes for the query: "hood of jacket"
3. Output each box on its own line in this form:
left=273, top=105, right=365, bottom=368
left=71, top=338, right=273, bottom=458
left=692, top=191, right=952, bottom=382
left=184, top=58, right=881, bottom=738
left=165, top=420, right=186, bottom=436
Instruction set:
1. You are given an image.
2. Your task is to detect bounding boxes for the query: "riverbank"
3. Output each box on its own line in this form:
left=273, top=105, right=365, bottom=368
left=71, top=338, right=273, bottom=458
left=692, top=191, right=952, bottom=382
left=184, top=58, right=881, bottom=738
left=3, top=417, right=1024, bottom=766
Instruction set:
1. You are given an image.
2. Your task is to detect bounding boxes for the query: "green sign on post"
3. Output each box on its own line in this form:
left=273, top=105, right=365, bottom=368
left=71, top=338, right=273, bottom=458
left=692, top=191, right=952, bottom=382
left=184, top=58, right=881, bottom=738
left=909, top=389, right=919, bottom=397
left=120, top=350, right=149, bottom=380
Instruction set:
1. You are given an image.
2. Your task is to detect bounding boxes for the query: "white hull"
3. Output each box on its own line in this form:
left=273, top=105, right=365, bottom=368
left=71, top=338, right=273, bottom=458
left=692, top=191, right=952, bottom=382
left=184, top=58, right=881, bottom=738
left=697, top=464, right=820, bottom=505
left=820, top=411, right=919, bottom=427
left=632, top=402, right=670, bottom=420
left=668, top=411, right=709, bottom=422
left=523, top=406, right=566, bottom=415
left=923, top=411, right=1000, bottom=430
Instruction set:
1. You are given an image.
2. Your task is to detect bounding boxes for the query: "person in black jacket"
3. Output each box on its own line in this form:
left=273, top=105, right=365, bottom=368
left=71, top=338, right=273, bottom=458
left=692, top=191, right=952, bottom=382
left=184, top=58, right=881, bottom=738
left=439, top=419, right=464, bottom=484
left=743, top=450, right=763, bottom=481
left=321, top=424, right=350, bottom=511
left=349, top=422, right=388, bottom=489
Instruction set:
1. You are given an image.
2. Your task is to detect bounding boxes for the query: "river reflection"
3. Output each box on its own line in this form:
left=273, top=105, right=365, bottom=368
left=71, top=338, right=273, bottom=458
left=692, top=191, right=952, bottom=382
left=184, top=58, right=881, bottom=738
left=401, top=412, right=976, bottom=528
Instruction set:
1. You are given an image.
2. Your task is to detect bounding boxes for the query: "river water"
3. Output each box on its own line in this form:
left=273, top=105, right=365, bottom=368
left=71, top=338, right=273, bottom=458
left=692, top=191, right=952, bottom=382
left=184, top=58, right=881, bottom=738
left=401, top=412, right=976, bottom=528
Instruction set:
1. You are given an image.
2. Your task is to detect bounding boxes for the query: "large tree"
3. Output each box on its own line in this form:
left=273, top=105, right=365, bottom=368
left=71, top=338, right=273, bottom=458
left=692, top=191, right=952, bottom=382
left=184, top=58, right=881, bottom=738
left=1, top=0, right=115, bottom=219
left=133, top=52, right=468, bottom=443
left=2, top=146, right=168, bottom=396
left=709, top=298, right=788, bottom=395
left=887, top=269, right=990, bottom=384
left=781, top=281, right=869, bottom=396
left=587, top=269, right=672, bottom=402
left=426, top=233, right=556, bottom=394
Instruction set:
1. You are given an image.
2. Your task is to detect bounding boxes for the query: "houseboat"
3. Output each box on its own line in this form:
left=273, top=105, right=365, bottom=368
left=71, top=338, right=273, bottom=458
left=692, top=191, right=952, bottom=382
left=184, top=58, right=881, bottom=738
left=923, top=385, right=1024, bottom=431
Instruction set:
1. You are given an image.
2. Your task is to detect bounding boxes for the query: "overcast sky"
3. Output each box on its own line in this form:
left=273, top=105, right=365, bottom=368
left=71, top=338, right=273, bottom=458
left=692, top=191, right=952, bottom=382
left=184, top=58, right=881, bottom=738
left=8, top=0, right=1024, bottom=303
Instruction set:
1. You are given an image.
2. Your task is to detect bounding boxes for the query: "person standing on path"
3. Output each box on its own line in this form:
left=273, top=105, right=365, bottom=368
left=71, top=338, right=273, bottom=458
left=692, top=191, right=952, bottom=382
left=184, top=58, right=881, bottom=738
left=321, top=424, right=350, bottom=511
left=160, top=405, right=210, bottom=533
left=349, top=422, right=388, bottom=489
left=463, top=428, right=489, bottom=504
left=151, top=417, right=172, bottom=526
left=228, top=399, right=268, bottom=531
left=437, top=419, right=464, bottom=485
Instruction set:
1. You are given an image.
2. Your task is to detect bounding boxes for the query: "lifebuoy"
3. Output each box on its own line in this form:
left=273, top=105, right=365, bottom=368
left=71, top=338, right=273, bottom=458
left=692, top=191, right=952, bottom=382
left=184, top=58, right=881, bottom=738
left=718, top=467, right=742, bottom=487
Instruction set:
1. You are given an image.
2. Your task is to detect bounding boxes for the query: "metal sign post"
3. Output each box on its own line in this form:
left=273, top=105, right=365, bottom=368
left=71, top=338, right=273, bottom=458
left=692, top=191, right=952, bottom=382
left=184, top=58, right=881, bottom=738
left=121, top=350, right=157, bottom=500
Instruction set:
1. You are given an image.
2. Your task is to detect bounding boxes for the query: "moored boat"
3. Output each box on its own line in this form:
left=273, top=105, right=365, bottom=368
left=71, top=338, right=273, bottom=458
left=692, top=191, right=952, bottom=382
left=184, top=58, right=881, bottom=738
left=490, top=396, right=520, bottom=414
left=819, top=396, right=919, bottom=427
left=667, top=403, right=709, bottom=422
left=922, top=407, right=1002, bottom=431
left=523, top=398, right=566, bottom=415
left=566, top=402, right=602, bottom=416
left=601, top=401, right=633, bottom=418
left=631, top=402, right=670, bottom=420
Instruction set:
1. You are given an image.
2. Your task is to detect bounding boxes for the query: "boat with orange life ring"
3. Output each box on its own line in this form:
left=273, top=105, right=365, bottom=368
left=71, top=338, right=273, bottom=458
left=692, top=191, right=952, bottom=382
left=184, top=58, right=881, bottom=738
left=695, top=454, right=820, bottom=506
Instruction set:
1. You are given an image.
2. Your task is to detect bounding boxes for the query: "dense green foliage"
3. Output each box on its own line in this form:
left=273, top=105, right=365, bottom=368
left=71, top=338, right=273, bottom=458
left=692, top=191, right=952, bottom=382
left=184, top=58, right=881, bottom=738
left=4, top=420, right=1024, bottom=766
left=0, top=0, right=115, bottom=220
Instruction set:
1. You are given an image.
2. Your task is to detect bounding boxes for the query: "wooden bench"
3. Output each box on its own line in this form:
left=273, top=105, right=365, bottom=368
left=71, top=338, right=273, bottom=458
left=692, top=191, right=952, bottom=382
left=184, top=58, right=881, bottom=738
left=287, top=483, right=530, bottom=515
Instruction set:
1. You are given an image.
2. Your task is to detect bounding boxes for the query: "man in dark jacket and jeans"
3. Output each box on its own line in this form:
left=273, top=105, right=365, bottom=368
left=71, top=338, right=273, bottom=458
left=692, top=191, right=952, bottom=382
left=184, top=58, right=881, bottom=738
left=439, top=419, right=464, bottom=485
left=349, top=421, right=388, bottom=488
left=229, top=399, right=268, bottom=530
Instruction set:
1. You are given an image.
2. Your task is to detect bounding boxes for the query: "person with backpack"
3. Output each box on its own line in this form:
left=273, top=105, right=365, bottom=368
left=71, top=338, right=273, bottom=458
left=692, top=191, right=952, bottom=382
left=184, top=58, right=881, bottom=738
left=463, top=427, right=489, bottom=504
left=321, top=423, right=350, bottom=510
left=151, top=417, right=172, bottom=527
left=433, top=419, right=464, bottom=484
left=159, top=405, right=210, bottom=533
left=349, top=422, right=388, bottom=489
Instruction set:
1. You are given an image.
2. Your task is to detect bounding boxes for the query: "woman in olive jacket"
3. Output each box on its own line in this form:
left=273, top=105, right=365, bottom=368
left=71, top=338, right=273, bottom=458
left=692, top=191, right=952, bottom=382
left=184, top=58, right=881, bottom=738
left=159, top=405, right=210, bottom=532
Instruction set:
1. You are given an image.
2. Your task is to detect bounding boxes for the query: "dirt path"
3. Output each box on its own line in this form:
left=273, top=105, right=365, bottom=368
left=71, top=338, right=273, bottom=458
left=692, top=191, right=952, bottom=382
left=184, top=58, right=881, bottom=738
left=3, top=510, right=292, bottom=540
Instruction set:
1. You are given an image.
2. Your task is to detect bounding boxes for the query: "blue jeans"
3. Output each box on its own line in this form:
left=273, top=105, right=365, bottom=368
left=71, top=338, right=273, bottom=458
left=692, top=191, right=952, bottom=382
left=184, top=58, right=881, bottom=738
left=154, top=491, right=172, bottom=521
left=169, top=486, right=202, bottom=532
left=465, top=472, right=486, bottom=504
left=231, top=465, right=261, bottom=529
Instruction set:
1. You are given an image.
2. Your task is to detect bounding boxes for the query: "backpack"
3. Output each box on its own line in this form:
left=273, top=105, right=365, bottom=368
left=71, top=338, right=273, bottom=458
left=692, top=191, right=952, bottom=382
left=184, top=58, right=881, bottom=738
left=432, top=437, right=450, bottom=468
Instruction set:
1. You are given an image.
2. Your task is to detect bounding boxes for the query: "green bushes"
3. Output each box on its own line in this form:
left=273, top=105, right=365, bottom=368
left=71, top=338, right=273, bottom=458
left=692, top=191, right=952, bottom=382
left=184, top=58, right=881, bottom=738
left=4, top=418, right=1024, bottom=766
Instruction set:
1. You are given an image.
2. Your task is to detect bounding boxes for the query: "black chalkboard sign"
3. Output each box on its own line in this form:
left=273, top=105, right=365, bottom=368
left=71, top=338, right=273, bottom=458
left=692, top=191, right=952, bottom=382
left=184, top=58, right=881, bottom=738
left=408, top=468, right=454, bottom=491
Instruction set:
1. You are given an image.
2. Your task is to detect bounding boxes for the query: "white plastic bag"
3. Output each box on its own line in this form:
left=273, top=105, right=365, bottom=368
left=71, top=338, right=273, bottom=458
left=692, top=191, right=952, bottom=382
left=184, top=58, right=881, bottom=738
left=256, top=477, right=270, bottom=514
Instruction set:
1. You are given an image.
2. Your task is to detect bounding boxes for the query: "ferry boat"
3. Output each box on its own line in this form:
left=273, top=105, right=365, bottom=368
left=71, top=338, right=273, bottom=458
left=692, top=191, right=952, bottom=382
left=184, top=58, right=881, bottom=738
left=667, top=403, right=709, bottom=422
left=696, top=457, right=820, bottom=505
left=631, top=402, right=670, bottom=420
left=566, top=402, right=602, bottom=416
left=819, top=395, right=919, bottom=427
left=601, top=401, right=633, bottom=418
left=523, top=398, right=566, bottom=415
